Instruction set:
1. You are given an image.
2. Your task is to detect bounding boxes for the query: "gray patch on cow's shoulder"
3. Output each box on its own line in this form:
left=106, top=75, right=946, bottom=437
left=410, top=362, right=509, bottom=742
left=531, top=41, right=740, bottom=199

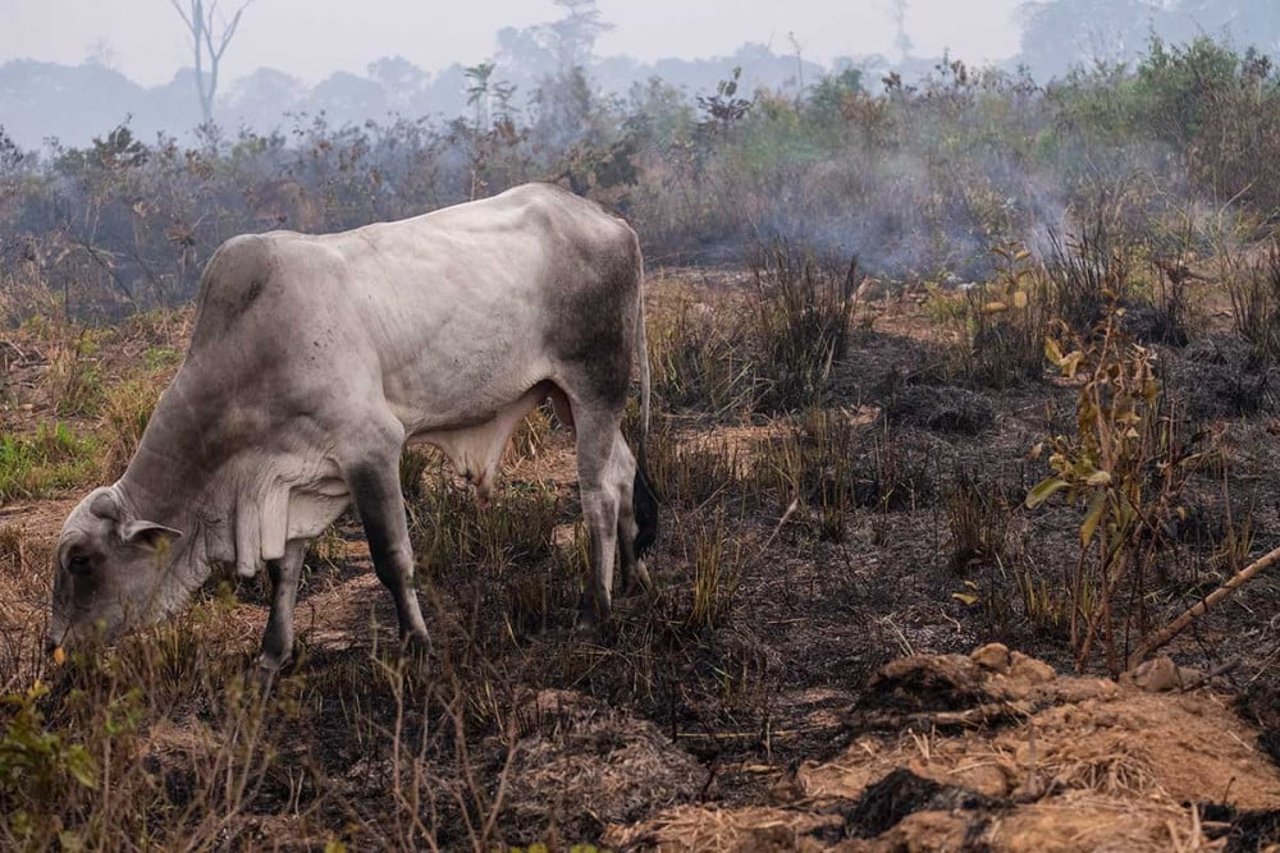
left=239, top=278, right=265, bottom=313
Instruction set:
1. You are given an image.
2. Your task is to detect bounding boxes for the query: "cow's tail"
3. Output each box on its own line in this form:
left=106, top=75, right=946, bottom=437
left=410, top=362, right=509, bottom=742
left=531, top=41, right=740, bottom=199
left=633, top=254, right=659, bottom=558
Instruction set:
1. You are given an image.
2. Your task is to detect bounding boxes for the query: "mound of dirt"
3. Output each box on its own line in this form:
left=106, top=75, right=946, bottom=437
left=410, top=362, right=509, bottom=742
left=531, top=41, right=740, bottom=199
left=604, top=645, right=1280, bottom=851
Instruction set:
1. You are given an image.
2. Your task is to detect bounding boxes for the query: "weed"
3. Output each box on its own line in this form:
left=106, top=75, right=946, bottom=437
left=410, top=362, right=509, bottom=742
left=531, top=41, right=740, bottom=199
left=646, top=422, right=740, bottom=509
left=399, top=446, right=433, bottom=502
left=0, top=681, right=99, bottom=842
left=753, top=409, right=862, bottom=540
left=1044, top=222, right=1131, bottom=338
left=648, top=298, right=755, bottom=418
left=48, top=332, right=105, bottom=418
left=142, top=345, right=182, bottom=371
left=950, top=242, right=1050, bottom=389
left=0, top=422, right=98, bottom=503
left=408, top=461, right=560, bottom=576
left=945, top=472, right=1011, bottom=573
left=747, top=244, right=858, bottom=413
left=1227, top=239, right=1280, bottom=363
left=754, top=411, right=935, bottom=542
left=98, top=378, right=162, bottom=482
left=688, top=509, right=742, bottom=630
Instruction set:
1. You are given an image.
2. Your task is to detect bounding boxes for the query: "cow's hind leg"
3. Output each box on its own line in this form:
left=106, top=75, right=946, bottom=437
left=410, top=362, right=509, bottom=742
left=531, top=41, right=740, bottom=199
left=574, top=408, right=625, bottom=628
left=345, top=442, right=430, bottom=650
left=614, top=435, right=653, bottom=597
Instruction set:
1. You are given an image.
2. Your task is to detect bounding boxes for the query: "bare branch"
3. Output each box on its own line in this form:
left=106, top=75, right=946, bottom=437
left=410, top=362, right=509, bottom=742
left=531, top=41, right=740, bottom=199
left=167, top=0, right=195, bottom=30
left=213, top=4, right=250, bottom=61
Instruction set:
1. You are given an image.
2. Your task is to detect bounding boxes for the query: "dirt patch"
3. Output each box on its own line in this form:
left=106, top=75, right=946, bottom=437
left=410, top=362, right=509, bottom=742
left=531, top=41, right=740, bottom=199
left=608, top=647, right=1280, bottom=851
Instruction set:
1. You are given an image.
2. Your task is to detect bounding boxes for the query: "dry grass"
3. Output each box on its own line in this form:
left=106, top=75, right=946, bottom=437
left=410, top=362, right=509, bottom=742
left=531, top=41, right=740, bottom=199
left=1, top=246, right=1279, bottom=848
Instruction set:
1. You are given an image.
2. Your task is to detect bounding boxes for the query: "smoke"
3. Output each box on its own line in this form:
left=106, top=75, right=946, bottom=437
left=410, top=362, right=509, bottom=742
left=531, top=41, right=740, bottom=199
left=673, top=86, right=1197, bottom=285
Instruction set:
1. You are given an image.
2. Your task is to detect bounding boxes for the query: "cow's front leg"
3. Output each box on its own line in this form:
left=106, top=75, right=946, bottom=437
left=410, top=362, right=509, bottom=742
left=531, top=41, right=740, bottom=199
left=347, top=459, right=430, bottom=650
left=259, top=539, right=307, bottom=672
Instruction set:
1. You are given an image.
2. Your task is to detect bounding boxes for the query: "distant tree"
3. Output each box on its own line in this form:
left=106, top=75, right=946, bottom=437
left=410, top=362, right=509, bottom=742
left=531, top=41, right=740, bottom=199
left=696, top=66, right=753, bottom=133
left=167, top=0, right=255, bottom=125
left=542, top=0, right=613, bottom=71
left=85, top=38, right=119, bottom=71
left=528, top=1, right=612, bottom=154
left=808, top=66, right=865, bottom=124
left=495, top=25, right=558, bottom=87
left=367, top=56, right=431, bottom=115
left=464, top=62, right=517, bottom=131
left=367, top=56, right=429, bottom=96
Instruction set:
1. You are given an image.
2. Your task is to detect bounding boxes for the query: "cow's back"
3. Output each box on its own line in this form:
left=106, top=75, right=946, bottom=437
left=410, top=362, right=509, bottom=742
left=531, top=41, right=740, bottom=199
left=183, top=184, right=641, bottom=433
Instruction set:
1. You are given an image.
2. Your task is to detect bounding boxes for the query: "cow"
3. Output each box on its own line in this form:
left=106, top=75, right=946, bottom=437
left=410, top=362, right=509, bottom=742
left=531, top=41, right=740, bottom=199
left=46, top=182, right=658, bottom=671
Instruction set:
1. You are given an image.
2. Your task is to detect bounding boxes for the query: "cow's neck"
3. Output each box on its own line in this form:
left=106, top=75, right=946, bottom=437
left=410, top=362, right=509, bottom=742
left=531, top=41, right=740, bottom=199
left=115, top=380, right=225, bottom=583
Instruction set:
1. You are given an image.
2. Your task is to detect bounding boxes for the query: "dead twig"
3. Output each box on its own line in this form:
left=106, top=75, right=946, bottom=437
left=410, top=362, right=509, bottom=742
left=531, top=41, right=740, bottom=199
left=1128, top=545, right=1280, bottom=670
left=1177, top=658, right=1240, bottom=693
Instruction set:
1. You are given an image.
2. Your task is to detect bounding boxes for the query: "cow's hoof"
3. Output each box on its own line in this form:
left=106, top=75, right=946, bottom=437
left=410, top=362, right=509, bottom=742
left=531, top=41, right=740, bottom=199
left=575, top=593, right=612, bottom=633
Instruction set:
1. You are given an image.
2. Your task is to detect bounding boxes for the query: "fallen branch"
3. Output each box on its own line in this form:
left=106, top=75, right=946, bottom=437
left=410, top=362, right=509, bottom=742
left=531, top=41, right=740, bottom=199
left=1128, top=545, right=1280, bottom=670
left=1178, top=658, right=1240, bottom=693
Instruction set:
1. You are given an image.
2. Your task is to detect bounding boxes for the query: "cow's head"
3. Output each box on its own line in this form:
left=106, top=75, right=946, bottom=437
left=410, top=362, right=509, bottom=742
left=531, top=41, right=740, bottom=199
left=47, top=487, right=184, bottom=653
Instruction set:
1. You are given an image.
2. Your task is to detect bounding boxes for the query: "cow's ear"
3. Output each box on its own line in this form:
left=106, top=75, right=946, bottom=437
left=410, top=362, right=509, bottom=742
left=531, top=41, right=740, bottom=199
left=120, top=520, right=184, bottom=551
left=90, top=491, right=120, bottom=521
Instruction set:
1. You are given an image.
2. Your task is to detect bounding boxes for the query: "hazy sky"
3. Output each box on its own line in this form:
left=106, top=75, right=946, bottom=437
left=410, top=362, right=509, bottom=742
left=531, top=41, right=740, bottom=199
left=5, top=1, right=1025, bottom=87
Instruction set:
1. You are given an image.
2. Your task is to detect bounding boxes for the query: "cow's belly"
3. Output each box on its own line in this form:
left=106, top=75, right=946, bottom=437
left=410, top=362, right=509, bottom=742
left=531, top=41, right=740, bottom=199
left=408, top=382, right=551, bottom=501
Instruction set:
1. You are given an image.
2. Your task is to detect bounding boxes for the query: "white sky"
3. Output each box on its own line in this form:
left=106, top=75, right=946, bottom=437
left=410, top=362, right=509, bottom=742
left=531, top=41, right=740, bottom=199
left=3, top=0, right=1025, bottom=86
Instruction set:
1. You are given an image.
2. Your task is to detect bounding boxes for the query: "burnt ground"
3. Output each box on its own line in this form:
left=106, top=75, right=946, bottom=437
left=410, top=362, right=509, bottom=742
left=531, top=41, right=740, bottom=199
left=1, top=267, right=1278, bottom=850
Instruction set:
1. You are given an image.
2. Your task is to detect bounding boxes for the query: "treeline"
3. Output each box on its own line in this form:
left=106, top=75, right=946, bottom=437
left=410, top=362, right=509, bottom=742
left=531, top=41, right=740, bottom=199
left=0, top=37, right=1277, bottom=322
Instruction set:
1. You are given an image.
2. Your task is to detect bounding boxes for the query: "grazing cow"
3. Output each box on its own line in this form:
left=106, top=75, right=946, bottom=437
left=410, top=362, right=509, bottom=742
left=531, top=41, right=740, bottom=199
left=47, top=183, right=657, bottom=670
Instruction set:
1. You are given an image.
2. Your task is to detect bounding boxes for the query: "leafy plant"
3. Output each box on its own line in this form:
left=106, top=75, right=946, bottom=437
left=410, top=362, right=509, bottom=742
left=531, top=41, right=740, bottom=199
left=1027, top=299, right=1209, bottom=673
left=0, top=681, right=98, bottom=841
left=951, top=241, right=1049, bottom=389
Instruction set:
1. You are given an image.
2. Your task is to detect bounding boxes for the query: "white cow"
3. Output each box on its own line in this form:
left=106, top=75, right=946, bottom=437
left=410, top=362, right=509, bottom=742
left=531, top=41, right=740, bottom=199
left=48, top=183, right=657, bottom=669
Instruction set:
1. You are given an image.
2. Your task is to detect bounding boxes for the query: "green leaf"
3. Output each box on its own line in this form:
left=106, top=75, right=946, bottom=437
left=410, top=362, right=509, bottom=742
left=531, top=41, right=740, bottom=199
left=1025, top=477, right=1068, bottom=509
left=1086, top=470, right=1112, bottom=486
left=64, top=744, right=99, bottom=790
left=951, top=592, right=980, bottom=606
left=1081, top=490, right=1107, bottom=546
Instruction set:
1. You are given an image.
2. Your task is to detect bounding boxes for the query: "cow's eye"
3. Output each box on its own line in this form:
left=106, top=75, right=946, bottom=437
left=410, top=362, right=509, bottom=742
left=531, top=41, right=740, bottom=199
left=67, top=554, right=92, bottom=577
